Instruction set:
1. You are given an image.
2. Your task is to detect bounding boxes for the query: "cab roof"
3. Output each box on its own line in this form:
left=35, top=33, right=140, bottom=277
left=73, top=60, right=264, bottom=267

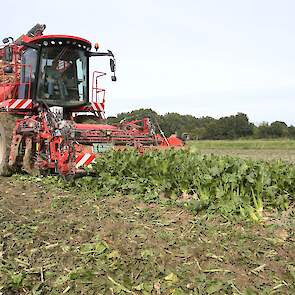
left=25, top=34, right=92, bottom=49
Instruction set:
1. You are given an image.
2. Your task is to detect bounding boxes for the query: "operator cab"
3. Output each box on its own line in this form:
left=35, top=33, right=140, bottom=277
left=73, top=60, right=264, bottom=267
left=20, top=35, right=91, bottom=108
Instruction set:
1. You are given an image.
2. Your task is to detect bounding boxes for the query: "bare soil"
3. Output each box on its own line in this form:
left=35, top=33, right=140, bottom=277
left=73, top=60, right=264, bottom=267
left=0, top=176, right=294, bottom=294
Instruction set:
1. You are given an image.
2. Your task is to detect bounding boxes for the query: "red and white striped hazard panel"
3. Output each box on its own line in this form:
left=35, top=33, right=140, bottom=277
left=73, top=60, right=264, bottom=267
left=75, top=152, right=96, bottom=168
left=91, top=102, right=104, bottom=112
left=0, top=99, right=33, bottom=110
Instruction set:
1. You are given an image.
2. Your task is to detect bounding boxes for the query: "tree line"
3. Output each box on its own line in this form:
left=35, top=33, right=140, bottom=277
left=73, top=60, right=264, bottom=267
left=107, top=109, right=295, bottom=140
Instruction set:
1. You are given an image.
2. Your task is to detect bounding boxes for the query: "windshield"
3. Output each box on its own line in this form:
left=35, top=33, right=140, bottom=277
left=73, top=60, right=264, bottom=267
left=37, top=46, right=88, bottom=106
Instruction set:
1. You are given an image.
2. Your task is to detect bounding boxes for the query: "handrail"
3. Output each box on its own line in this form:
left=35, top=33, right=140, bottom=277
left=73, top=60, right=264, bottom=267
left=91, top=71, right=106, bottom=105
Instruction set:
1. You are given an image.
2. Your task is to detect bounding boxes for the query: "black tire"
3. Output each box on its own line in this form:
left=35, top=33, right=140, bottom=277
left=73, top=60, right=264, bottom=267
left=0, top=113, right=17, bottom=176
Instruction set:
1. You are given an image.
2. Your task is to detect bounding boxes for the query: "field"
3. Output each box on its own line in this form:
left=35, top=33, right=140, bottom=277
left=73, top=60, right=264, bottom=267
left=0, top=143, right=295, bottom=294
left=189, top=140, right=295, bottom=163
left=189, top=139, right=295, bottom=150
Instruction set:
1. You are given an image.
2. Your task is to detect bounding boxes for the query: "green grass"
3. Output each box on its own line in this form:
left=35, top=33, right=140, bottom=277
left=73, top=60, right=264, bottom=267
left=188, top=139, right=295, bottom=150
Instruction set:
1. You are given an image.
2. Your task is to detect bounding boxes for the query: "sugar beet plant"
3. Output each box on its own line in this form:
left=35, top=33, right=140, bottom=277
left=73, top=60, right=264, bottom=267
left=75, top=149, right=295, bottom=220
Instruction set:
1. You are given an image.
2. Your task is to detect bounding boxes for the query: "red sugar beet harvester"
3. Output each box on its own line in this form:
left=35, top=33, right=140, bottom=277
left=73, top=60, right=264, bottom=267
left=0, top=24, right=183, bottom=177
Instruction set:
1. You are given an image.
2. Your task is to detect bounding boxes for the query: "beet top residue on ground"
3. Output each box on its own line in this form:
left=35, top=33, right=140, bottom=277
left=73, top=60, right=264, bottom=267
left=0, top=149, right=294, bottom=294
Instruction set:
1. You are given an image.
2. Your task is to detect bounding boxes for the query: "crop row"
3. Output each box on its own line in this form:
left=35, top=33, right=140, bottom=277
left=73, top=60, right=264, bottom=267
left=75, top=149, right=295, bottom=220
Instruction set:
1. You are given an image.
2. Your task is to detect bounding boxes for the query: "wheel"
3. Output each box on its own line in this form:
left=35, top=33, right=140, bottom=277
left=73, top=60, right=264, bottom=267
left=0, top=113, right=17, bottom=176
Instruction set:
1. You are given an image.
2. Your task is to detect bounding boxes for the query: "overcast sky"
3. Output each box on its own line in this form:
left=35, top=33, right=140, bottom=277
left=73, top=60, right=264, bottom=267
left=2, top=0, right=295, bottom=124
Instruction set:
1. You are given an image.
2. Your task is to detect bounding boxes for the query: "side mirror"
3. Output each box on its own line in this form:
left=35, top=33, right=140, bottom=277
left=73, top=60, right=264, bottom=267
left=110, top=59, right=116, bottom=72
left=3, top=66, right=13, bottom=74
left=2, top=38, right=10, bottom=44
left=2, top=37, right=13, bottom=44
left=110, top=58, right=117, bottom=81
